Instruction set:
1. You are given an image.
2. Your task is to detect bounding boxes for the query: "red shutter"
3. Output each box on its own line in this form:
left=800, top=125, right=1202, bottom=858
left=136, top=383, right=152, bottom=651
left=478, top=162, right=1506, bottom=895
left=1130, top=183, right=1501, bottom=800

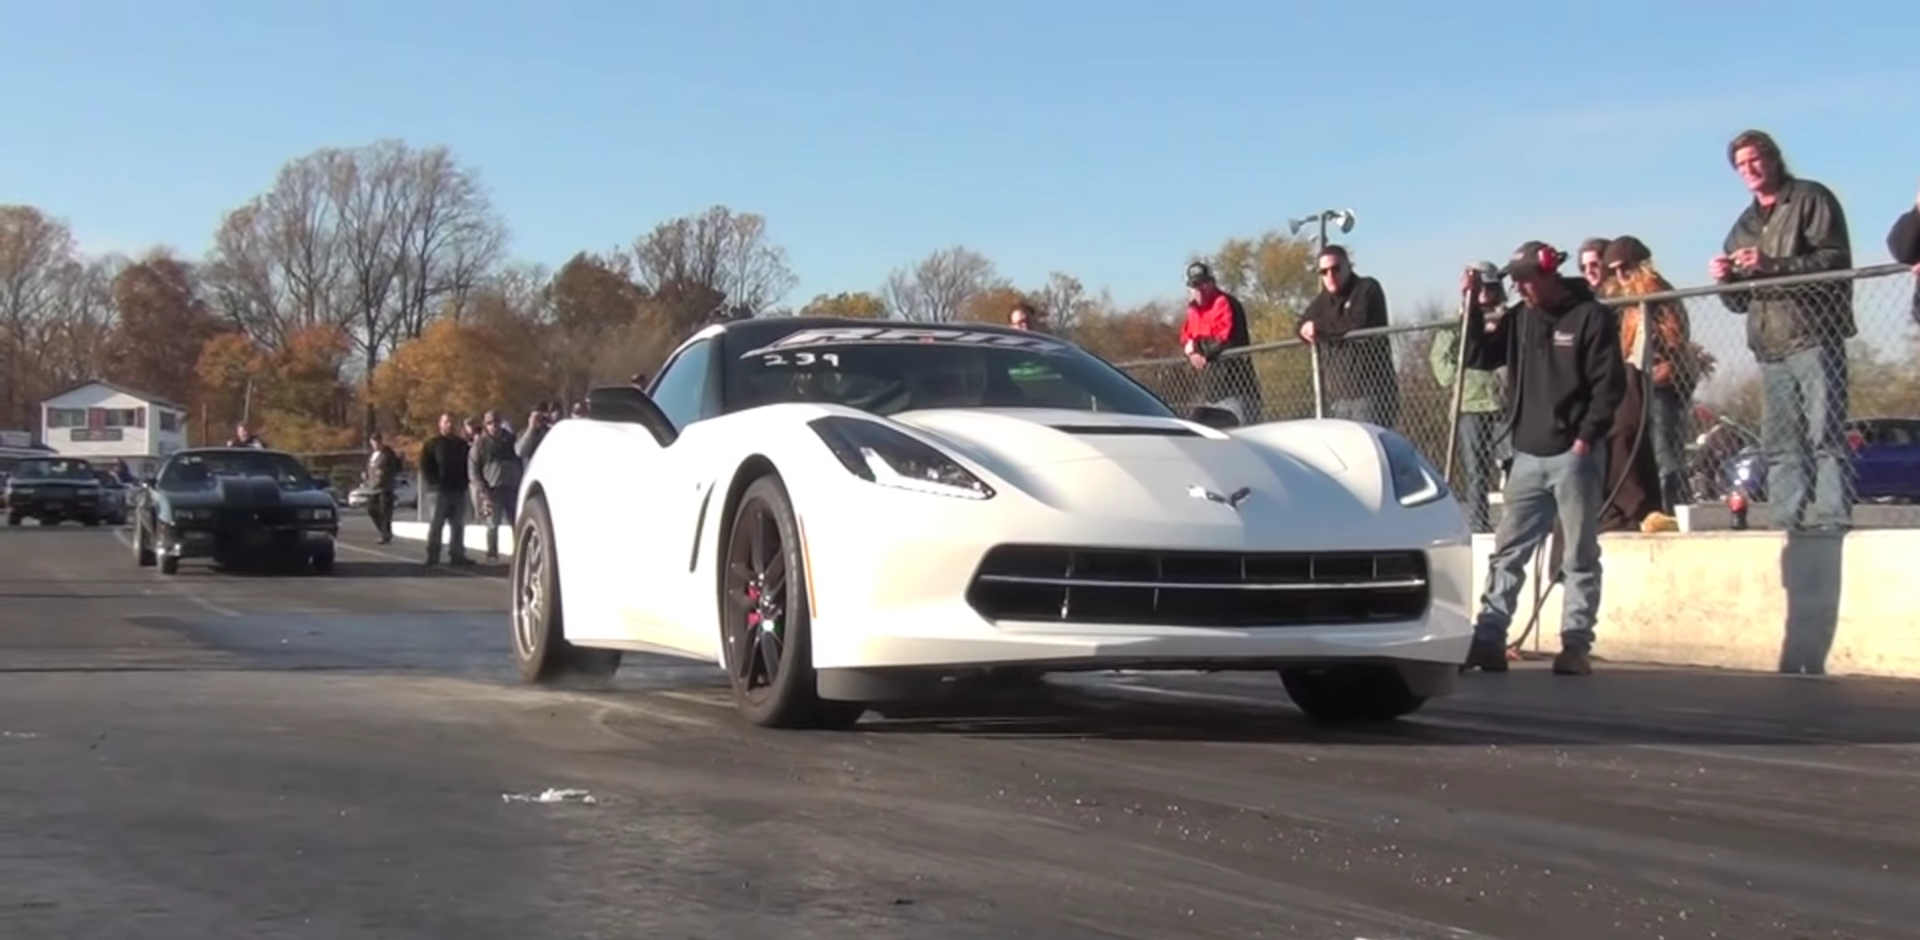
left=87, top=408, right=105, bottom=430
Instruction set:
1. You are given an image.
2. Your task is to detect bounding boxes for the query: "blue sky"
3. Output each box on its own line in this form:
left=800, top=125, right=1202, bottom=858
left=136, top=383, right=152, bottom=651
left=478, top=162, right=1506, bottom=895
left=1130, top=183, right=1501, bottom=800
left=3, top=0, right=1916, bottom=347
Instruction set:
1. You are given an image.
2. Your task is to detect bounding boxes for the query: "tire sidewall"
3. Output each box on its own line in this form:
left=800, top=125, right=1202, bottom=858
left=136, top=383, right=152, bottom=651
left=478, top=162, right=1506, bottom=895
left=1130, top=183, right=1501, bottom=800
left=725, top=476, right=816, bottom=721
left=512, top=496, right=559, bottom=681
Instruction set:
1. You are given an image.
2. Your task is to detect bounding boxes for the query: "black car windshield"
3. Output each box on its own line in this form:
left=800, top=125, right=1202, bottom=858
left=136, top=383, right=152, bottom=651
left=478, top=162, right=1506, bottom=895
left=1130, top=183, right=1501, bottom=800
left=725, top=326, right=1175, bottom=417
left=14, top=458, right=97, bottom=481
left=159, top=451, right=315, bottom=490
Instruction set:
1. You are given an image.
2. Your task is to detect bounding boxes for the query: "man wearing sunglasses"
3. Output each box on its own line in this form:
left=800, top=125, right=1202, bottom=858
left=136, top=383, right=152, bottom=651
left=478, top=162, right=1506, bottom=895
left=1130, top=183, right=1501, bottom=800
left=1298, top=244, right=1400, bottom=430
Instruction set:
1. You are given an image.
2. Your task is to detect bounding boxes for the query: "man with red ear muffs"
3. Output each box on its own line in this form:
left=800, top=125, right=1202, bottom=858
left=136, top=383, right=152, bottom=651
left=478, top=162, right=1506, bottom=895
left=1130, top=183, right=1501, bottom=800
left=1455, top=240, right=1626, bottom=677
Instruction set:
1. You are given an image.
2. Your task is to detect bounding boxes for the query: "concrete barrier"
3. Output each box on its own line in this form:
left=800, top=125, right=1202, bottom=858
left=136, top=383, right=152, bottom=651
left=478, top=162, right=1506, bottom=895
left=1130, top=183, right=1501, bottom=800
left=390, top=521, right=513, bottom=559
left=1475, top=529, right=1920, bottom=679
left=382, top=520, right=1920, bottom=679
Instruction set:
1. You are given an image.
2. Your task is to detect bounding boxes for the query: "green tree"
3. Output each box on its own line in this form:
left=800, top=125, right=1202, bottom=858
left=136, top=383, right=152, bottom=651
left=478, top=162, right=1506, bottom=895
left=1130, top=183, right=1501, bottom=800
left=1195, top=231, right=1323, bottom=421
left=798, top=291, right=887, bottom=318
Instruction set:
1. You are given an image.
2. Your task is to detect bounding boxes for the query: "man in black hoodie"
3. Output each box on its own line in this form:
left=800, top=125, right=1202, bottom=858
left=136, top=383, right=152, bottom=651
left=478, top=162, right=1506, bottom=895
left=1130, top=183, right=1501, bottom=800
left=416, top=412, right=473, bottom=566
left=1458, top=240, right=1626, bottom=677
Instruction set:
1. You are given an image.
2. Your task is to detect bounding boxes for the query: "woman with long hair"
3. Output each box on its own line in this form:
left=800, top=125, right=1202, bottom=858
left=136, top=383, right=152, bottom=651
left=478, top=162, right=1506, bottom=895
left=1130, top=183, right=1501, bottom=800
left=1603, top=237, right=1716, bottom=519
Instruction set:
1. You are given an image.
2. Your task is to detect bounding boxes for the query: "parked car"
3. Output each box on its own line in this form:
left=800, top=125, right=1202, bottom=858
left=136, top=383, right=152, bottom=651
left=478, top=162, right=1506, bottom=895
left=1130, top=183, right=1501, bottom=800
left=1719, top=416, right=1920, bottom=504
left=4, top=457, right=105, bottom=526
left=92, top=470, right=131, bottom=525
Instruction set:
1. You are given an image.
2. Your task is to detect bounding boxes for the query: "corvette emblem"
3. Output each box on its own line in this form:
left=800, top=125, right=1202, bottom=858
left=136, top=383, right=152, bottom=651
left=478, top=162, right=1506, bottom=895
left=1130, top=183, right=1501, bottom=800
left=1188, top=484, right=1253, bottom=509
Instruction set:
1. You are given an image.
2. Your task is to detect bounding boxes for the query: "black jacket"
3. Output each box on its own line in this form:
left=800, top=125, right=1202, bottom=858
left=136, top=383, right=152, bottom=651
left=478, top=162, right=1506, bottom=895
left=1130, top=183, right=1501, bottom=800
left=1462, top=277, right=1625, bottom=458
left=417, top=434, right=470, bottom=491
left=1300, top=275, right=1400, bottom=406
left=1716, top=176, right=1854, bottom=361
left=1886, top=207, right=1920, bottom=326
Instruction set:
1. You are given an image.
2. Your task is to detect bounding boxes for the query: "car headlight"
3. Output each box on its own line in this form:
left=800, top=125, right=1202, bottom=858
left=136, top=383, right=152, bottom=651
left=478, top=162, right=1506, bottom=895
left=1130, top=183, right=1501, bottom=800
left=807, top=415, right=995, bottom=500
left=300, top=507, right=335, bottom=520
left=1379, top=431, right=1448, bottom=507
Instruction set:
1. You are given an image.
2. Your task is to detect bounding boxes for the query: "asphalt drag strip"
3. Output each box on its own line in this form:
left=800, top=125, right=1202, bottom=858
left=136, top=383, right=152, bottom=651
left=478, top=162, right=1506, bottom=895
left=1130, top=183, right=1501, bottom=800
left=2, top=519, right=1916, bottom=939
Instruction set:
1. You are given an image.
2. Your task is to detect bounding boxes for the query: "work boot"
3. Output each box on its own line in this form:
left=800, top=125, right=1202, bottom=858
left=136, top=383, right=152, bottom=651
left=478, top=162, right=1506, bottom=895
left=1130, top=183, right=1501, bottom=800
left=1552, top=648, right=1592, bottom=676
left=1463, top=636, right=1509, bottom=672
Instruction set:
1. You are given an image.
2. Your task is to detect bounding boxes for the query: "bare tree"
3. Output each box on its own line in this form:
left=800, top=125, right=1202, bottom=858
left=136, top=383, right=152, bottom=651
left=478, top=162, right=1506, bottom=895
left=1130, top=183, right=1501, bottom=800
left=201, top=156, right=346, bottom=346
left=39, top=256, right=121, bottom=397
left=202, top=140, right=507, bottom=432
left=628, top=206, right=798, bottom=335
left=1030, top=271, right=1094, bottom=336
left=881, top=246, right=1003, bottom=323
left=0, top=206, right=87, bottom=427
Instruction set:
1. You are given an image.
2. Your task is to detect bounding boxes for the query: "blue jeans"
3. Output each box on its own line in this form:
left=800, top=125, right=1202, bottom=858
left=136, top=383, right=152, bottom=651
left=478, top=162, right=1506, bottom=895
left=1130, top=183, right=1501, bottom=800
left=1647, top=387, right=1689, bottom=513
left=1761, top=342, right=1852, bottom=530
left=1473, top=446, right=1605, bottom=652
left=1454, top=411, right=1502, bottom=533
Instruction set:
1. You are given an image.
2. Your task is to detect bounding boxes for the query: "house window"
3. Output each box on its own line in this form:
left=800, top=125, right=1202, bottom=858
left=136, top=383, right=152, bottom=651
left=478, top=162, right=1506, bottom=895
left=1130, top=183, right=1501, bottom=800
left=158, top=411, right=181, bottom=433
left=96, top=408, right=143, bottom=428
left=46, top=408, right=85, bottom=428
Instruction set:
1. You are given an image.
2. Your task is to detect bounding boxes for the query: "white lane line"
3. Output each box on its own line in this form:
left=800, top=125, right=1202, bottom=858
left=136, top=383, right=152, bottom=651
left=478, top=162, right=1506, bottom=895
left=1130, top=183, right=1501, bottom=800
left=109, top=527, right=241, bottom=618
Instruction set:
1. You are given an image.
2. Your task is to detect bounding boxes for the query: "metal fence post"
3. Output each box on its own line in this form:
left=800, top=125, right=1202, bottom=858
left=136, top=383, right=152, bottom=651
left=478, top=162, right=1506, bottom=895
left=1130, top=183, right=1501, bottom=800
left=1308, top=341, right=1325, bottom=419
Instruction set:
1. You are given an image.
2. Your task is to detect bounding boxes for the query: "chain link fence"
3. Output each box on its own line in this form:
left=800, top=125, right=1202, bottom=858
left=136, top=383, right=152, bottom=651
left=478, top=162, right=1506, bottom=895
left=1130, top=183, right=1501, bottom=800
left=1116, top=262, right=1920, bottom=531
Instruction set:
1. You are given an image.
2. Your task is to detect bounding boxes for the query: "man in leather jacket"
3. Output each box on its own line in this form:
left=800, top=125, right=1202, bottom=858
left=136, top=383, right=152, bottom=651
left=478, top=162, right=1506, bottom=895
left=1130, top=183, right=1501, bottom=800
left=363, top=432, right=400, bottom=543
left=1709, top=129, right=1854, bottom=532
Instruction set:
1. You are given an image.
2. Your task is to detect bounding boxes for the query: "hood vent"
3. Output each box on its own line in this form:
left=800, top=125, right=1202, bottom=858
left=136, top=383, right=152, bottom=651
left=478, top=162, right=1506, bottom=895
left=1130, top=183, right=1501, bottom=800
left=1049, top=424, right=1201, bottom=438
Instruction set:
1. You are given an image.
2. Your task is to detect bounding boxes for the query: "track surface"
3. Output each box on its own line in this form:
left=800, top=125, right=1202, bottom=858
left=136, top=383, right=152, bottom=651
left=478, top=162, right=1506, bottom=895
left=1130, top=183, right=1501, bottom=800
left=2, top=518, right=1917, bottom=939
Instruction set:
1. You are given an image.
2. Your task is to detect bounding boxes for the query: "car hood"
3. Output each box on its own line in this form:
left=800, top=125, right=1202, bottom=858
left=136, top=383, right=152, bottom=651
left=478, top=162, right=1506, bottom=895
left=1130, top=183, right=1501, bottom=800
left=163, top=476, right=334, bottom=507
left=887, top=408, right=1380, bottom=521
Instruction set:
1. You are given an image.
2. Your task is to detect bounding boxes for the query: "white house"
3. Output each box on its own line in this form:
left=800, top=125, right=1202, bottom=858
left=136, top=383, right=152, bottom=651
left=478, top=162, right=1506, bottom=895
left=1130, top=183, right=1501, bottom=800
left=40, top=381, right=191, bottom=474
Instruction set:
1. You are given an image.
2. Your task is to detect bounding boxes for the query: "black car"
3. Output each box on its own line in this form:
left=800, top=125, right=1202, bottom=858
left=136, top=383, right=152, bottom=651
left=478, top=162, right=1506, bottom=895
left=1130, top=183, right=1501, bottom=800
left=130, top=447, right=340, bottom=575
left=5, top=457, right=105, bottom=526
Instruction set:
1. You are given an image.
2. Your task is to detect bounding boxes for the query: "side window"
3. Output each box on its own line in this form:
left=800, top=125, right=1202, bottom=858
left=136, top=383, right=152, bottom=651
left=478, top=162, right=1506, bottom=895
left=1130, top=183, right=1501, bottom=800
left=648, top=340, right=719, bottom=430
left=1006, top=357, right=1094, bottom=409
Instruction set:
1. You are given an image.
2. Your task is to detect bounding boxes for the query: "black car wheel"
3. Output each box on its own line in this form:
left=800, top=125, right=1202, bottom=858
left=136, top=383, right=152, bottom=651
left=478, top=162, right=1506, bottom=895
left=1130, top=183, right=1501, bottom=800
left=719, top=474, right=864, bottom=731
left=159, top=554, right=179, bottom=575
left=311, top=543, right=335, bottom=574
left=6, top=514, right=18, bottom=527
left=1279, top=664, right=1427, bottom=724
left=510, top=493, right=621, bottom=686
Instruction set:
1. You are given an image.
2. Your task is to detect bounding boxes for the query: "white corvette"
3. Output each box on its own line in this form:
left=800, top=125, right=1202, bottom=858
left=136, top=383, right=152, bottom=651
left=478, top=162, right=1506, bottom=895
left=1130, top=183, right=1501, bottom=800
left=510, top=317, right=1474, bottom=730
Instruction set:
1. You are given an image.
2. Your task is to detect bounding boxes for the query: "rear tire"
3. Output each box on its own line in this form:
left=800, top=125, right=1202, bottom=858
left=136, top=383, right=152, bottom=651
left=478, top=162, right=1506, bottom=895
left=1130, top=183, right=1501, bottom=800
left=159, top=555, right=180, bottom=576
left=719, top=474, right=865, bottom=730
left=510, top=493, right=621, bottom=686
left=1279, top=664, right=1427, bottom=724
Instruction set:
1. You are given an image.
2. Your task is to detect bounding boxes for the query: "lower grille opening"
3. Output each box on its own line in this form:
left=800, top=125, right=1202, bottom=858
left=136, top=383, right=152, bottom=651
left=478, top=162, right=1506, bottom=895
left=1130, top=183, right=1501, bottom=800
left=966, top=545, right=1429, bottom=627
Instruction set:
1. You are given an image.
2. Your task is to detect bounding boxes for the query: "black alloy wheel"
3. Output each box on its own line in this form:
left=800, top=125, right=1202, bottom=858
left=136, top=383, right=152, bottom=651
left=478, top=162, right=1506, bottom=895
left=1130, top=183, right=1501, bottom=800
left=720, top=475, right=863, bottom=730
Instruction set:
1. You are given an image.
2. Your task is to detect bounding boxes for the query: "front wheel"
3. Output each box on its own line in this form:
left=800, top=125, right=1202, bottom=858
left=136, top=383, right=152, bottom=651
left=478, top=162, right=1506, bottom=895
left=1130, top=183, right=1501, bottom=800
left=719, top=474, right=864, bottom=730
left=1279, top=664, right=1427, bottom=724
left=510, top=494, right=621, bottom=686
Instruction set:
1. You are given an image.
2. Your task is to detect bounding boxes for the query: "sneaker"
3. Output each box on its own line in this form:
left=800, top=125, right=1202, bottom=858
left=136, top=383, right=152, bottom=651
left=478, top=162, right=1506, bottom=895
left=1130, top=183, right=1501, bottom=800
left=1464, top=637, right=1509, bottom=672
left=1552, top=648, right=1592, bottom=676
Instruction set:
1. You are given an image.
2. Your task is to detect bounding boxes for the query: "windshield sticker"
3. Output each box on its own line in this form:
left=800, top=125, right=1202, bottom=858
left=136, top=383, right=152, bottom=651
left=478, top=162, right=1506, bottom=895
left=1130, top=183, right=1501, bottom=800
left=740, top=326, right=1071, bottom=359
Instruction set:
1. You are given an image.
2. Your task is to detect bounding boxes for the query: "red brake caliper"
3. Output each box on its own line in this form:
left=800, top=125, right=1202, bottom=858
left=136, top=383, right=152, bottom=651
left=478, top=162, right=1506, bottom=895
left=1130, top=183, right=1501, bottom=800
left=745, top=584, right=761, bottom=628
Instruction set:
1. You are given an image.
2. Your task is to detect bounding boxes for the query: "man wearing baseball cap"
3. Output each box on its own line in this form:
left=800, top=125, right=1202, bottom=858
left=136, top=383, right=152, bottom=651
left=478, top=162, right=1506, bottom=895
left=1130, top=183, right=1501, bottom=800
left=1457, top=240, right=1626, bottom=676
left=1178, top=261, right=1261, bottom=423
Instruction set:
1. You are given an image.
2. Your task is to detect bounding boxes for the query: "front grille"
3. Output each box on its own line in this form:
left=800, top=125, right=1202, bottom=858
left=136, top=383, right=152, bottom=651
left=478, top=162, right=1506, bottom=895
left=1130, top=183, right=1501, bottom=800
left=217, top=507, right=299, bottom=527
left=966, top=545, right=1430, bottom=627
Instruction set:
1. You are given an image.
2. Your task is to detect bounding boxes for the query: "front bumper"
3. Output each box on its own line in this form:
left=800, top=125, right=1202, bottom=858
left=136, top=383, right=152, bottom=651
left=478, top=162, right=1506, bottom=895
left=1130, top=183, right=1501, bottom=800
left=5, top=494, right=102, bottom=518
left=160, top=510, right=338, bottom=559
left=795, top=484, right=1475, bottom=673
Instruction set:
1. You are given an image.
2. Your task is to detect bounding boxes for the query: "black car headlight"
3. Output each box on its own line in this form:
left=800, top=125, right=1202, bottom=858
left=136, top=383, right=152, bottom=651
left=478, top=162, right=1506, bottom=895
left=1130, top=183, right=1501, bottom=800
left=1379, top=431, right=1448, bottom=507
left=807, top=416, right=995, bottom=500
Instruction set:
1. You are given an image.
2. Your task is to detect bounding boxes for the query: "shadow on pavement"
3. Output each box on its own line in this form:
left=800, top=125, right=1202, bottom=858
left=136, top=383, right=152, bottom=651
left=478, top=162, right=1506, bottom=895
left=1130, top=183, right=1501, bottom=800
left=853, top=666, right=1920, bottom=747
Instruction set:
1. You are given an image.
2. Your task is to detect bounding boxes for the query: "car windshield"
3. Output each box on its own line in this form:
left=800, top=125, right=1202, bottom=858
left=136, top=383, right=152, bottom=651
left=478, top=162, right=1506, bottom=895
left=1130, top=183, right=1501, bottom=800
left=14, top=458, right=97, bottom=481
left=159, top=451, right=315, bottom=490
left=724, top=326, right=1176, bottom=418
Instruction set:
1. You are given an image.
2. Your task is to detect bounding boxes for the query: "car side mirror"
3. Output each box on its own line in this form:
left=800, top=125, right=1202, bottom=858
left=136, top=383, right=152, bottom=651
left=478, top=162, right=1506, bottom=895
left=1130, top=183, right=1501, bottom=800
left=1187, top=404, right=1242, bottom=429
left=583, top=385, right=679, bottom=447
